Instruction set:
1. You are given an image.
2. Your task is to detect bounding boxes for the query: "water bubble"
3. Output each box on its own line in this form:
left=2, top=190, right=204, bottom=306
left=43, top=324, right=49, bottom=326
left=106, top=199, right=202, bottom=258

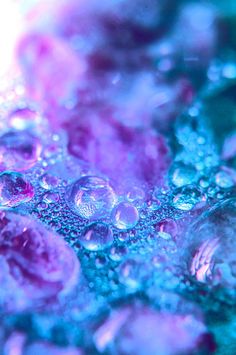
left=186, top=198, right=236, bottom=292
left=66, top=176, right=117, bottom=220
left=79, top=222, right=113, bottom=251
left=214, top=170, right=234, bottom=189
left=112, top=202, right=139, bottom=230
left=169, top=162, right=198, bottom=187
left=199, top=177, right=210, bottom=189
left=0, top=172, right=34, bottom=208
left=155, top=219, right=178, bottom=241
left=0, top=130, right=42, bottom=171
left=171, top=185, right=202, bottom=211
left=125, top=186, right=145, bottom=202
left=43, top=192, right=60, bottom=204
left=8, top=107, right=43, bottom=131
left=0, top=211, right=79, bottom=311
left=37, top=202, right=48, bottom=211
left=40, top=174, right=59, bottom=190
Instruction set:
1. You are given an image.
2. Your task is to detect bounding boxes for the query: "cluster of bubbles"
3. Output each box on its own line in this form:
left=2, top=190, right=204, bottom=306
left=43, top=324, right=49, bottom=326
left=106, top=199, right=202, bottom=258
left=0, top=0, right=236, bottom=354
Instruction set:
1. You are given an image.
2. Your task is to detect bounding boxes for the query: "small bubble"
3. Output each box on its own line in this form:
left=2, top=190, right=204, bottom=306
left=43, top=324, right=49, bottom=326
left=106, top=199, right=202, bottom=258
left=126, top=186, right=145, bottom=202
left=215, top=170, right=234, bottom=189
left=169, top=162, right=198, bottom=187
left=37, top=202, right=48, bottom=210
left=79, top=222, right=114, bottom=251
left=43, top=192, right=60, bottom=204
left=199, top=177, right=210, bottom=189
left=171, top=185, right=202, bottom=211
left=155, top=219, right=178, bottom=241
left=111, top=202, right=139, bottom=230
left=187, top=198, right=236, bottom=290
left=40, top=174, right=59, bottom=190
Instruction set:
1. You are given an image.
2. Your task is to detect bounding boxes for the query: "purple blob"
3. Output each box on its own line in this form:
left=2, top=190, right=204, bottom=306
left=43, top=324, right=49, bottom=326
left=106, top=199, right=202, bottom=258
left=0, top=211, right=80, bottom=311
left=17, top=33, right=86, bottom=109
left=66, top=175, right=117, bottom=220
left=3, top=333, right=83, bottom=355
left=0, top=172, right=34, bottom=207
left=94, top=304, right=215, bottom=355
left=66, top=112, right=170, bottom=189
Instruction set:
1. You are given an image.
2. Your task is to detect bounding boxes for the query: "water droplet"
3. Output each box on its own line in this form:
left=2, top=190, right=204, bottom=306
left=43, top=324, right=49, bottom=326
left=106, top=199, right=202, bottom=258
left=8, top=107, right=43, bottom=131
left=43, top=192, right=60, bottom=204
left=40, top=174, right=59, bottom=190
left=171, top=185, right=202, bottom=211
left=66, top=176, right=117, bottom=220
left=111, top=202, right=139, bottom=230
left=199, top=177, right=210, bottom=189
left=0, top=172, right=34, bottom=207
left=156, top=219, right=178, bottom=241
left=125, top=186, right=145, bottom=202
left=215, top=170, right=234, bottom=189
left=79, top=222, right=113, bottom=251
left=169, top=162, right=198, bottom=187
left=186, top=198, right=236, bottom=290
left=0, top=130, right=42, bottom=171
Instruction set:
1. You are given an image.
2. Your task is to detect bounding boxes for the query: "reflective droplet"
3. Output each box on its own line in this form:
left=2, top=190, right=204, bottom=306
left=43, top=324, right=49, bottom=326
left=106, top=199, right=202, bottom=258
left=155, top=219, right=178, bottom=241
left=186, top=199, right=236, bottom=290
left=215, top=170, right=234, bottom=189
left=66, top=176, right=117, bottom=220
left=43, top=192, right=60, bottom=204
left=169, top=162, right=198, bottom=187
left=0, top=130, right=42, bottom=171
left=0, top=172, right=34, bottom=207
left=8, top=107, right=43, bottom=131
left=80, top=222, right=113, bottom=251
left=40, top=174, right=59, bottom=190
left=126, top=186, right=145, bottom=202
left=112, top=202, right=139, bottom=230
left=171, top=185, right=202, bottom=211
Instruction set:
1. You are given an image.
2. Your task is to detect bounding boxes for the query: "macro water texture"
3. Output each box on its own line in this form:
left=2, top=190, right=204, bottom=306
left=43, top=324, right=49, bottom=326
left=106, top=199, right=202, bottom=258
left=0, top=0, right=236, bottom=354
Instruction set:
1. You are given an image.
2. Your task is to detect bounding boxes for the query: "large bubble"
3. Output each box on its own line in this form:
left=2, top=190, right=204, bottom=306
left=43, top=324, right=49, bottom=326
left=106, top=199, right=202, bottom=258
left=66, top=175, right=117, bottom=220
left=185, top=198, right=236, bottom=293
